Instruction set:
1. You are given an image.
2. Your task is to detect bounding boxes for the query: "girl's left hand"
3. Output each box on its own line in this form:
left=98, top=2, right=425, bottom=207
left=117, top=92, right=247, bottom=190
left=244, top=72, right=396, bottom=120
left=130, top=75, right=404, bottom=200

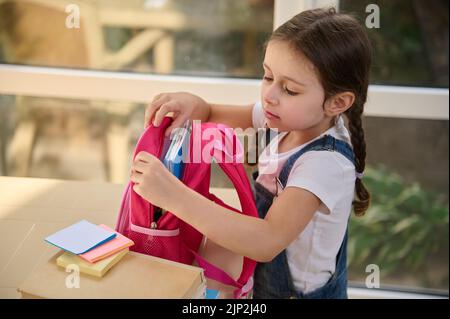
left=130, top=151, right=182, bottom=209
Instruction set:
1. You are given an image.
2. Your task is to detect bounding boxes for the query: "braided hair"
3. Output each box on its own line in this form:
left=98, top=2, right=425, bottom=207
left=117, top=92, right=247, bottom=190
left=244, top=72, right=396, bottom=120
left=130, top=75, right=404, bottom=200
left=270, top=7, right=372, bottom=215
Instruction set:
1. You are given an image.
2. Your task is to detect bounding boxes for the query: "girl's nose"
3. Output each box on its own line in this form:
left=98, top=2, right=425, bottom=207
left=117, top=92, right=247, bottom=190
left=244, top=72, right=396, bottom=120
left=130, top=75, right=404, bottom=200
left=263, top=85, right=279, bottom=106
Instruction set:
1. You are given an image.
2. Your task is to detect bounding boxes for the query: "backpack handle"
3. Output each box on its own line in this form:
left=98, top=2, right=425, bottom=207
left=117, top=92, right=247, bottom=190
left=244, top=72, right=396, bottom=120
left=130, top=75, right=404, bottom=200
left=208, top=123, right=258, bottom=219
left=198, top=123, right=259, bottom=297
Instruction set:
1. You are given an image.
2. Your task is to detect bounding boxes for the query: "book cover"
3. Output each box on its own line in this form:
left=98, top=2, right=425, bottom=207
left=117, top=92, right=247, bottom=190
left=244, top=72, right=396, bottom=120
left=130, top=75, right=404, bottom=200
left=19, top=251, right=206, bottom=298
left=44, top=220, right=116, bottom=255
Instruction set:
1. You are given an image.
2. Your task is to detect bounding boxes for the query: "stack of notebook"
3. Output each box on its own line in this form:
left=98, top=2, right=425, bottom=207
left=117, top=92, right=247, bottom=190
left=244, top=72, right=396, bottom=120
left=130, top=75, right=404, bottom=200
left=44, top=220, right=134, bottom=277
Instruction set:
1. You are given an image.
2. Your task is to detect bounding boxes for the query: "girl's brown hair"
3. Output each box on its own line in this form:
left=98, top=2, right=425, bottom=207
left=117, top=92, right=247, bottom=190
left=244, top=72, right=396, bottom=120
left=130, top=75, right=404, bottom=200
left=270, top=7, right=372, bottom=216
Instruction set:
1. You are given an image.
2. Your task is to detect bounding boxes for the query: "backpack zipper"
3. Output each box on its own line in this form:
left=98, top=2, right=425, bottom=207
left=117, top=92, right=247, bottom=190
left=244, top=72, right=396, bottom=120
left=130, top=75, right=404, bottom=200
left=150, top=132, right=166, bottom=229
left=149, top=122, right=192, bottom=229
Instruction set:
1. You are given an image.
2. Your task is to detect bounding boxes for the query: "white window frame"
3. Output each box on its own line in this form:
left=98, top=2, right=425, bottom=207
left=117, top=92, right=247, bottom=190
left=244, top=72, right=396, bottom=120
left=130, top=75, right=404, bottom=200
left=0, top=63, right=447, bottom=120
left=274, top=0, right=340, bottom=29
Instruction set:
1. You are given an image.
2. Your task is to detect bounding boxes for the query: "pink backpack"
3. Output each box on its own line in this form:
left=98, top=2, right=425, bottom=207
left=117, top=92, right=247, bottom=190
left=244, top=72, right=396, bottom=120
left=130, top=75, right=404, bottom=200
left=115, top=117, right=258, bottom=298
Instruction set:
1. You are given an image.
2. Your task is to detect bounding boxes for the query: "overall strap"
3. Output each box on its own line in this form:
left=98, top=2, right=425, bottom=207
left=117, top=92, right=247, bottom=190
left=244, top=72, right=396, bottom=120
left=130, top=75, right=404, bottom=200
left=278, top=135, right=356, bottom=188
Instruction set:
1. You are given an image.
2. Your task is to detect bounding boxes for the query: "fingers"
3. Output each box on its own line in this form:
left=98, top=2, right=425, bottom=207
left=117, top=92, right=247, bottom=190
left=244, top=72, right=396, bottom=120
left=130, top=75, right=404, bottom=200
left=130, top=169, right=141, bottom=184
left=135, top=151, right=154, bottom=163
left=132, top=184, right=142, bottom=196
left=131, top=152, right=154, bottom=183
left=145, top=94, right=169, bottom=128
left=164, top=113, right=189, bottom=137
left=153, top=101, right=179, bottom=127
left=132, top=160, right=147, bottom=174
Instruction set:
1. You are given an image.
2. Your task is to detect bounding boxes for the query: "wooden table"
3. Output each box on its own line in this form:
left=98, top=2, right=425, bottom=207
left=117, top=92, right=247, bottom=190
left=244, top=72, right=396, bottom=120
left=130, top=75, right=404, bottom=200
left=0, top=176, right=241, bottom=298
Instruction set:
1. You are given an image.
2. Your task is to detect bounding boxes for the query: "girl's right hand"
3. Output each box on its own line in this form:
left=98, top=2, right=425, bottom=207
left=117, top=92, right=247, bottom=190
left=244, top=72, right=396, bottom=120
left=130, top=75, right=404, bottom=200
left=144, top=92, right=210, bottom=137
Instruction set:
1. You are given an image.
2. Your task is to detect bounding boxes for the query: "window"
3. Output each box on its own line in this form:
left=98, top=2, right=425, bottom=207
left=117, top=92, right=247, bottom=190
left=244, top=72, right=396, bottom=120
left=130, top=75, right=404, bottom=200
left=0, top=0, right=274, bottom=78
left=336, top=0, right=449, bottom=293
left=0, top=94, right=144, bottom=182
left=0, top=0, right=448, bottom=298
left=349, top=116, right=448, bottom=292
left=340, top=0, right=448, bottom=88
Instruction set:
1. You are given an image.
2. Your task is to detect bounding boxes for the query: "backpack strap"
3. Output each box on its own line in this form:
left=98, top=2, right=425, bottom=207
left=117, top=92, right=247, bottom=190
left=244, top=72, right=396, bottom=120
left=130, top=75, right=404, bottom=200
left=188, top=247, right=254, bottom=298
left=190, top=122, right=259, bottom=298
left=278, top=134, right=356, bottom=188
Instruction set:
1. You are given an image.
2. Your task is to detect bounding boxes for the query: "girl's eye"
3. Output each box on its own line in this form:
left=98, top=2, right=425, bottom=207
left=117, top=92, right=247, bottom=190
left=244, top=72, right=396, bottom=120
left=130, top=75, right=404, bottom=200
left=284, top=87, right=298, bottom=96
left=263, top=76, right=273, bottom=82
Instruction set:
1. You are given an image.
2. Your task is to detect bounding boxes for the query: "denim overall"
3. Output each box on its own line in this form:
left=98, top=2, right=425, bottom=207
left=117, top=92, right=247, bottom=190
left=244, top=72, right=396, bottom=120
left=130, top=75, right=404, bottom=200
left=252, top=134, right=356, bottom=299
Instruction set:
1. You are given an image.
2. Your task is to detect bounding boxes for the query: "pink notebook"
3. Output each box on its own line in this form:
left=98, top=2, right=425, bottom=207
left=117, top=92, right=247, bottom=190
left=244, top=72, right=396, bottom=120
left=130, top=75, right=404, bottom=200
left=78, top=224, right=134, bottom=263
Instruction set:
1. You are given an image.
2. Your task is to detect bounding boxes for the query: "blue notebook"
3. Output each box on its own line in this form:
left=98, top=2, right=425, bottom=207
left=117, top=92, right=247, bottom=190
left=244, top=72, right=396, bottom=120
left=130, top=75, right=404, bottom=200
left=44, top=220, right=116, bottom=255
left=158, top=120, right=191, bottom=216
left=163, top=120, right=191, bottom=180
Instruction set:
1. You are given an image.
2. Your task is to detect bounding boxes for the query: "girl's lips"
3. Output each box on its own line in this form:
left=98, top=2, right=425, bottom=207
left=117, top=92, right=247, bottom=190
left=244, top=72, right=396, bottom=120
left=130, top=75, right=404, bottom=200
left=264, top=109, right=280, bottom=120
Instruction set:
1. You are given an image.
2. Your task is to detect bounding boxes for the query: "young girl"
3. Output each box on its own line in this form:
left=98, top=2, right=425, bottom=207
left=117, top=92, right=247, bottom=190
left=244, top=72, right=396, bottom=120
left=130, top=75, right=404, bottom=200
left=131, top=7, right=371, bottom=299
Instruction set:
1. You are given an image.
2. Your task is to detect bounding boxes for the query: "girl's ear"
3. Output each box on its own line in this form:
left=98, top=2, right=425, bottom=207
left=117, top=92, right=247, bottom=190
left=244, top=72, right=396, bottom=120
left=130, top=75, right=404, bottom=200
left=324, top=92, right=355, bottom=117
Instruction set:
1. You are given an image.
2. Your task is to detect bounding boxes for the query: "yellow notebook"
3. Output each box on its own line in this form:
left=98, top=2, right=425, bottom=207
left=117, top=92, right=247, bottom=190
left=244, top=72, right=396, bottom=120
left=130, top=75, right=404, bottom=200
left=56, top=248, right=129, bottom=278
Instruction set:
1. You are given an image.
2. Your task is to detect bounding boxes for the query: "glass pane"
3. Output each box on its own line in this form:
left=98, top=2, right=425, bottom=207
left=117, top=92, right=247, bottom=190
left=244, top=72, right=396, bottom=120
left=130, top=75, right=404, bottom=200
left=340, top=0, right=449, bottom=88
left=0, top=0, right=274, bottom=78
left=0, top=94, right=255, bottom=185
left=0, top=94, right=143, bottom=182
left=347, top=116, right=449, bottom=292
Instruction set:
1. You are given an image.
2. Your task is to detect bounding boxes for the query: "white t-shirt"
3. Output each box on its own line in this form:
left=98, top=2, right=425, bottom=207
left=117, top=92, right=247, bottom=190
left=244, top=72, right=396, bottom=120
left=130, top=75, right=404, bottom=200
left=252, top=101, right=356, bottom=294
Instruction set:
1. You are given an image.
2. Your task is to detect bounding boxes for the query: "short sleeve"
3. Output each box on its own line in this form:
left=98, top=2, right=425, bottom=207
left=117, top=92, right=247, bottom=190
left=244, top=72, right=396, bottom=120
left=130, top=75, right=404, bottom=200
left=285, top=152, right=348, bottom=213
left=252, top=101, right=266, bottom=129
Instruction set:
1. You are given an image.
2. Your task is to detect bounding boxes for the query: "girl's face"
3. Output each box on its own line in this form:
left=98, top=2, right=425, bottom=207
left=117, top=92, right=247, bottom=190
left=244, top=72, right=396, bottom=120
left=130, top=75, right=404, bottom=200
left=261, top=40, right=330, bottom=134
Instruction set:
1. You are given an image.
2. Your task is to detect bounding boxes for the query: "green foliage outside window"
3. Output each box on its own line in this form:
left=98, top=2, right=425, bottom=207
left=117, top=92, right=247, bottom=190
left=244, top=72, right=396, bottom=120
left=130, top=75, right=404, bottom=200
left=348, top=165, right=449, bottom=290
